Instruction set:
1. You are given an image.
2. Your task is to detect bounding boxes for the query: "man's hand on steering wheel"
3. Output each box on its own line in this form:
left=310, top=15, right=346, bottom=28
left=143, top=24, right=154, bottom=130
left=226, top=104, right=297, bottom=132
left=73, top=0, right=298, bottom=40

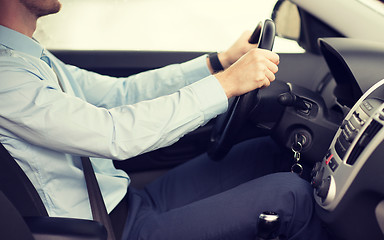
left=215, top=48, right=279, bottom=98
left=216, top=31, right=260, bottom=70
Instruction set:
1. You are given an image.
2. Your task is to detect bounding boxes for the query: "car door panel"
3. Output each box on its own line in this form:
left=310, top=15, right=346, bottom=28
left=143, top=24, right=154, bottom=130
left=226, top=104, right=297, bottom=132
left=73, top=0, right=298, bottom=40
left=52, top=50, right=206, bottom=77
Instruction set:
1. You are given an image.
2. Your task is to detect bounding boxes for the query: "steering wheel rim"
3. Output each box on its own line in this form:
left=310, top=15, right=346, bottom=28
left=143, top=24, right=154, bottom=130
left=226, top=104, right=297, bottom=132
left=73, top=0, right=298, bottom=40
left=208, top=19, right=276, bottom=161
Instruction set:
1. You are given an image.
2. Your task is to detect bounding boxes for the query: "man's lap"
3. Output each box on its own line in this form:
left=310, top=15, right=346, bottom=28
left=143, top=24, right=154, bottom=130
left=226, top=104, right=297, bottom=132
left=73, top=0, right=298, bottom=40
left=127, top=173, right=327, bottom=240
left=142, top=137, right=291, bottom=211
left=120, top=137, right=327, bottom=239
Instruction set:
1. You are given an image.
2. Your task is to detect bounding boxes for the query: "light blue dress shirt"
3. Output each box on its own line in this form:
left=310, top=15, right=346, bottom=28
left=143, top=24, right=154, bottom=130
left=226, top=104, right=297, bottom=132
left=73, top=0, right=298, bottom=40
left=0, top=25, right=228, bottom=219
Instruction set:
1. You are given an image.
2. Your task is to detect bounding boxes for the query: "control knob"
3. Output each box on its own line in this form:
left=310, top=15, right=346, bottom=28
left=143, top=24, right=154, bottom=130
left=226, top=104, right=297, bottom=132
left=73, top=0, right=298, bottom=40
left=316, top=176, right=331, bottom=201
left=311, top=167, right=324, bottom=189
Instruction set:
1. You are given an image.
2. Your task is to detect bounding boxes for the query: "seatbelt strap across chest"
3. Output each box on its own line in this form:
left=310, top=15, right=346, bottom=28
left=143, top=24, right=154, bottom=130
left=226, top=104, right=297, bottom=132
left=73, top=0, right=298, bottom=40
left=81, top=157, right=116, bottom=240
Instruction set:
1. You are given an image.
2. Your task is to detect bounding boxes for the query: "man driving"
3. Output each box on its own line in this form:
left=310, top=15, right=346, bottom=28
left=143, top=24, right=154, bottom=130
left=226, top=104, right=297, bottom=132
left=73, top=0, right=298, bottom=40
left=0, top=0, right=329, bottom=239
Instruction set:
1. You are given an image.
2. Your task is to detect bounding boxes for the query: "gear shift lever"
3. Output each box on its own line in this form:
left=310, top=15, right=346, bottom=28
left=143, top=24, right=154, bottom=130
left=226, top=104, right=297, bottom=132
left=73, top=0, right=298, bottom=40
left=256, top=211, right=281, bottom=240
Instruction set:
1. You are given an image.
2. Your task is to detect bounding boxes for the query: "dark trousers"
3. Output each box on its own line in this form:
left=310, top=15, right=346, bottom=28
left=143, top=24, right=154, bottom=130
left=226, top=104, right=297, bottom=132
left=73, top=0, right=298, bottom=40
left=119, top=137, right=329, bottom=240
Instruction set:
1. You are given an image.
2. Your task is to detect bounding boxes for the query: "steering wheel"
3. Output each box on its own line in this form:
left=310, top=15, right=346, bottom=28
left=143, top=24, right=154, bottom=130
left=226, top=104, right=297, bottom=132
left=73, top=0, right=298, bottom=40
left=208, top=19, right=276, bottom=160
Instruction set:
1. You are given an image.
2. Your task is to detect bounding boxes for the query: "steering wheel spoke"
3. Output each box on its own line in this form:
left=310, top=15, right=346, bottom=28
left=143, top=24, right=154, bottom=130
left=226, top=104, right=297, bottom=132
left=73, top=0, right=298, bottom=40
left=208, top=19, right=276, bottom=161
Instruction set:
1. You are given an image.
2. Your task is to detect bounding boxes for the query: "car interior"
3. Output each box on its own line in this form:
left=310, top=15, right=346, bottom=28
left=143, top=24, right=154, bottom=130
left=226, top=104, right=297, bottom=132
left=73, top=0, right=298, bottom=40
left=1, top=0, right=384, bottom=239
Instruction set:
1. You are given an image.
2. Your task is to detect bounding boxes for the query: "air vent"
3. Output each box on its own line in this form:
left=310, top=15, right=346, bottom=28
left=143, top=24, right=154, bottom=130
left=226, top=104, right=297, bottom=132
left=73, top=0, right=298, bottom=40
left=335, top=137, right=347, bottom=159
left=346, top=120, right=382, bottom=165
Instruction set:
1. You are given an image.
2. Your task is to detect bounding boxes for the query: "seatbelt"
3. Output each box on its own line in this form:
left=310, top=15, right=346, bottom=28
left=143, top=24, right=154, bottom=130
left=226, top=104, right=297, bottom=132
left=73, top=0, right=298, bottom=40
left=40, top=52, right=116, bottom=239
left=81, top=157, right=117, bottom=240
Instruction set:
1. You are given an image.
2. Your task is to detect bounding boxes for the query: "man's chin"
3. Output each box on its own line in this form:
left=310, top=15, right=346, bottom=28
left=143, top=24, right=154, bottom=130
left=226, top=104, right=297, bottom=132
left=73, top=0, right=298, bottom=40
left=20, top=0, right=62, bottom=18
left=38, top=2, right=62, bottom=18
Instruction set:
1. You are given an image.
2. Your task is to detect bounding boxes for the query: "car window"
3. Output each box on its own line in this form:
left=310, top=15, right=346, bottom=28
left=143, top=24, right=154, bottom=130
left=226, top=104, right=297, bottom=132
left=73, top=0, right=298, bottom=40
left=357, top=0, right=384, bottom=15
left=34, top=0, right=303, bottom=53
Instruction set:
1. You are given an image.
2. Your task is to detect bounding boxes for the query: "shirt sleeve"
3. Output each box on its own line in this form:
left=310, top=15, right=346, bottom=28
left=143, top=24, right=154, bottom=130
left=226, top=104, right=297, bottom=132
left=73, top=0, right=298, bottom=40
left=0, top=56, right=227, bottom=160
left=53, top=54, right=212, bottom=108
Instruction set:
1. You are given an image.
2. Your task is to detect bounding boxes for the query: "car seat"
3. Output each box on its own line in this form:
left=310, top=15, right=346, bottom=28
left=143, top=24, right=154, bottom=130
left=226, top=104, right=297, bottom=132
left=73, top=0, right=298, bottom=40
left=0, top=143, right=108, bottom=240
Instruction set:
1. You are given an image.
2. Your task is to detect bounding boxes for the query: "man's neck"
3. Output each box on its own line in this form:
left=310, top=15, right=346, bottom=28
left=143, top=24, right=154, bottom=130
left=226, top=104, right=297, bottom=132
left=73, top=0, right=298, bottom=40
left=0, top=2, right=37, bottom=38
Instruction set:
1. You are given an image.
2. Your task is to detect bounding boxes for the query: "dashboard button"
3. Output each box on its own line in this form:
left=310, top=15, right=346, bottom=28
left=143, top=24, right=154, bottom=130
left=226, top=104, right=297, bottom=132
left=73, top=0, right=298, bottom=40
left=328, top=158, right=339, bottom=171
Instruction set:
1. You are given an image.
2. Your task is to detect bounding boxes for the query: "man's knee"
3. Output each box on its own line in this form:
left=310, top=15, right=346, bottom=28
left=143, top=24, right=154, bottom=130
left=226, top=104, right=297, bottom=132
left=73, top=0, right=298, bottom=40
left=261, top=172, right=312, bottom=194
left=259, top=172, right=314, bottom=215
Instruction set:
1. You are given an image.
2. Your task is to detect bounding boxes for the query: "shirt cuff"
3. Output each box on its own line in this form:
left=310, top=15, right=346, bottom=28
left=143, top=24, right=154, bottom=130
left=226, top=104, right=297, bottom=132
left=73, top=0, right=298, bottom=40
left=180, top=55, right=211, bottom=86
left=188, top=75, right=228, bottom=122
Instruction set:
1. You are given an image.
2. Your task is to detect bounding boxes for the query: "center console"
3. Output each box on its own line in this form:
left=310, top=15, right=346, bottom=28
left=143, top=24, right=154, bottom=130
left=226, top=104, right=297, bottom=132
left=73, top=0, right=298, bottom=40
left=311, top=79, right=384, bottom=240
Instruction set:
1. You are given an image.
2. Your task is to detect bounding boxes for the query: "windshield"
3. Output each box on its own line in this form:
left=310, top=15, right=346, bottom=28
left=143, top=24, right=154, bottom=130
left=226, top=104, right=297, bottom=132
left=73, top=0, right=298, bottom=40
left=34, top=0, right=303, bottom=53
left=35, top=0, right=276, bottom=51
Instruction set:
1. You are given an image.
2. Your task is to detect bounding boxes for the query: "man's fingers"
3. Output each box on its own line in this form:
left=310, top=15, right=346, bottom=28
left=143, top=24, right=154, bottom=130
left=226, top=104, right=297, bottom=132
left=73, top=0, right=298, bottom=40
left=263, top=49, right=280, bottom=65
left=251, top=48, right=280, bottom=65
left=265, top=69, right=276, bottom=83
left=265, top=59, right=278, bottom=74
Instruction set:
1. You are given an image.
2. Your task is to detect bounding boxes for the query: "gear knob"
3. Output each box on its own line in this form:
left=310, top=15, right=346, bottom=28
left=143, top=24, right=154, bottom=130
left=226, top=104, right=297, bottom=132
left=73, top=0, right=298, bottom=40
left=256, top=211, right=281, bottom=240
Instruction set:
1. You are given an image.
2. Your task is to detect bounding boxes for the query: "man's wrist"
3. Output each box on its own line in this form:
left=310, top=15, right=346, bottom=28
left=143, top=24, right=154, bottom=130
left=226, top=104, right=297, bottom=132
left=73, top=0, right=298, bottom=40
left=208, top=52, right=224, bottom=73
left=214, top=71, right=233, bottom=99
left=217, top=52, right=231, bottom=70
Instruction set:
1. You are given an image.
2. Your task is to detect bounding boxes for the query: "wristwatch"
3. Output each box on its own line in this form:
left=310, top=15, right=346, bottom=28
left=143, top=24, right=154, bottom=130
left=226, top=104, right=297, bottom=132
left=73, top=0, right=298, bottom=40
left=208, top=52, right=224, bottom=73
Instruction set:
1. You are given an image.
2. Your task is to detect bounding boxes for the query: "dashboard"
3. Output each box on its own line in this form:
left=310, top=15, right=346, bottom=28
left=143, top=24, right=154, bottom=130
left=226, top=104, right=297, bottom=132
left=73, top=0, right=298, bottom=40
left=313, top=80, right=384, bottom=240
left=310, top=38, right=384, bottom=240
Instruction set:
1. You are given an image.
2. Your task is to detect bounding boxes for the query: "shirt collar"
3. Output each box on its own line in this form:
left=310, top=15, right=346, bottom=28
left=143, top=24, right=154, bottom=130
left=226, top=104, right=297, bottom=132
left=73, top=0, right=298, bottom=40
left=0, top=25, right=44, bottom=58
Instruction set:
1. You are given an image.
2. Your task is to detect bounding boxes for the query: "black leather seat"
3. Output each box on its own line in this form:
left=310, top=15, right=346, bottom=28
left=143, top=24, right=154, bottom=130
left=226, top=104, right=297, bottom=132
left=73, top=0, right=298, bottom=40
left=0, top=191, right=34, bottom=240
left=0, top=143, right=108, bottom=240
